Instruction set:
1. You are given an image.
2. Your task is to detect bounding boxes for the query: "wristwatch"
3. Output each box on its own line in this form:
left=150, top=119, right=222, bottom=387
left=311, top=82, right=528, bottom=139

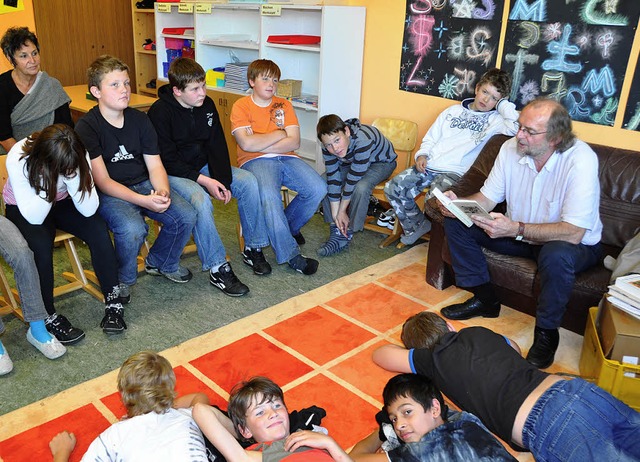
left=515, top=222, right=525, bottom=241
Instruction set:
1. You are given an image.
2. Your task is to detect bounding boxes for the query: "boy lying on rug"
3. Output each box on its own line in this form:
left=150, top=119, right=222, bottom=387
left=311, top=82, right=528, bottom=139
left=349, top=373, right=515, bottom=461
left=49, top=351, right=210, bottom=461
left=372, top=311, right=640, bottom=461
left=193, top=376, right=352, bottom=461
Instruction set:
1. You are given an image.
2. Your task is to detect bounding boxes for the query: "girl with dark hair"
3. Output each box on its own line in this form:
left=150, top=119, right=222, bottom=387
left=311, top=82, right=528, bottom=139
left=3, top=124, right=127, bottom=345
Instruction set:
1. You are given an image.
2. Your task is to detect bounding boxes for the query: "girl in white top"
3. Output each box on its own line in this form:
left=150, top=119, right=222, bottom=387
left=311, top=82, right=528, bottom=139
left=3, top=124, right=127, bottom=345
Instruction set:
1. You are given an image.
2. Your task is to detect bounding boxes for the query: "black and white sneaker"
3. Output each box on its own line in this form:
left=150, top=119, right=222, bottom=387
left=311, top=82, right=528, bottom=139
left=209, top=262, right=250, bottom=297
left=288, top=254, right=319, bottom=275
left=100, top=303, right=127, bottom=335
left=376, top=209, right=396, bottom=229
left=242, top=248, right=272, bottom=275
left=45, top=313, right=85, bottom=345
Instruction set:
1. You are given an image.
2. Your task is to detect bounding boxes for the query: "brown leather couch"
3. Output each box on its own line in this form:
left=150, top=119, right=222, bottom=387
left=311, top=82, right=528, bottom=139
left=424, top=134, right=640, bottom=334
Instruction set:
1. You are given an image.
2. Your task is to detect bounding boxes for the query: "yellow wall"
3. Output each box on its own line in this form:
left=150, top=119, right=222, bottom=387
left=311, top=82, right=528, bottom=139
left=3, top=1, right=639, bottom=150
left=0, top=0, right=36, bottom=73
left=350, top=0, right=640, bottom=151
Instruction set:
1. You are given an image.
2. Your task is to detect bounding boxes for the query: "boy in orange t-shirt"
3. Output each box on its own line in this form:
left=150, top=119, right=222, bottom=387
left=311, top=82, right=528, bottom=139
left=230, top=59, right=326, bottom=276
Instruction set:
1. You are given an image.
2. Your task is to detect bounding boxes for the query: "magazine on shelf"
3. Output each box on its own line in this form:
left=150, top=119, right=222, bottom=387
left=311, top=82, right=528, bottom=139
left=432, top=187, right=493, bottom=228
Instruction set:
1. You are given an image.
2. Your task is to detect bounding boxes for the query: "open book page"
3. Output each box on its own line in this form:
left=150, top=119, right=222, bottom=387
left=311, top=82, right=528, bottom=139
left=432, top=188, right=493, bottom=228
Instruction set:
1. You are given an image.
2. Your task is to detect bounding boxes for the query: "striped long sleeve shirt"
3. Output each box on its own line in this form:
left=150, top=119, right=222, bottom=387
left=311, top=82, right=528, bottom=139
left=323, top=118, right=396, bottom=201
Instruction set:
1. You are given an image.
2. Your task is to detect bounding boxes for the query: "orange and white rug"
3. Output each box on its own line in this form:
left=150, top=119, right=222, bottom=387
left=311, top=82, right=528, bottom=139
left=0, top=245, right=583, bottom=461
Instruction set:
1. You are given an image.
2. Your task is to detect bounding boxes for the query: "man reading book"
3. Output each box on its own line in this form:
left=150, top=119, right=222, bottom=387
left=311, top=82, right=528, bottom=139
left=436, top=98, right=602, bottom=370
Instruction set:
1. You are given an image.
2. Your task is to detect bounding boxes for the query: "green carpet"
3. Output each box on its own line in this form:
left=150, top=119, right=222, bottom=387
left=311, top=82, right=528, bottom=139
left=0, top=201, right=411, bottom=415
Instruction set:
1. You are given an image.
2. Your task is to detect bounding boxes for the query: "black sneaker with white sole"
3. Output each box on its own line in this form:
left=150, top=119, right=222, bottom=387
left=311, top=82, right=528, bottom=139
left=288, top=254, right=319, bottom=275
left=100, top=303, right=127, bottom=335
left=45, top=313, right=85, bottom=345
left=209, top=262, right=250, bottom=296
left=242, top=248, right=272, bottom=275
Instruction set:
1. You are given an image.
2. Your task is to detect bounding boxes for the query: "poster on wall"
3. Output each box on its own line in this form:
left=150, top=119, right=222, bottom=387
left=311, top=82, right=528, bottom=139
left=399, top=0, right=505, bottom=101
left=501, top=0, right=640, bottom=126
left=0, top=0, right=24, bottom=14
left=622, top=58, right=640, bottom=131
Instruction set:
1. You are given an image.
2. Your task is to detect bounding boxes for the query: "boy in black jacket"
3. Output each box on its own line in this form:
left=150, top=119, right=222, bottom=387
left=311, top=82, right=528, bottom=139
left=148, top=58, right=273, bottom=296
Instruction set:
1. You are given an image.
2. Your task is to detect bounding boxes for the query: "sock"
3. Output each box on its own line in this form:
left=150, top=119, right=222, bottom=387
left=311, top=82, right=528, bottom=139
left=245, top=246, right=262, bottom=253
left=210, top=262, right=223, bottom=274
left=472, top=283, right=498, bottom=305
left=29, top=320, right=54, bottom=343
left=0, top=340, right=4, bottom=355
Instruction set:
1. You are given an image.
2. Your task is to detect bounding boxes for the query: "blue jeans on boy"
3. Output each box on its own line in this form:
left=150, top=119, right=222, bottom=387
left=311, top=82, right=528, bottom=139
left=168, top=167, right=269, bottom=271
left=242, top=156, right=326, bottom=264
left=522, top=378, right=640, bottom=461
left=98, top=179, right=197, bottom=285
left=202, top=165, right=270, bottom=250
left=444, top=217, right=601, bottom=329
left=0, top=216, right=47, bottom=333
left=321, top=161, right=396, bottom=232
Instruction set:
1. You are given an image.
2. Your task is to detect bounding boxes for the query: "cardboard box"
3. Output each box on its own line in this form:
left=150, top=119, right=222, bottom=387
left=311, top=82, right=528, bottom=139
left=277, top=79, right=302, bottom=98
left=598, top=298, right=640, bottom=363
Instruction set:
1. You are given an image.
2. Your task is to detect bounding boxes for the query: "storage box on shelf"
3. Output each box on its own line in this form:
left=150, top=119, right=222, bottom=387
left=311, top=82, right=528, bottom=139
left=131, top=1, right=158, bottom=96
left=154, top=2, right=365, bottom=172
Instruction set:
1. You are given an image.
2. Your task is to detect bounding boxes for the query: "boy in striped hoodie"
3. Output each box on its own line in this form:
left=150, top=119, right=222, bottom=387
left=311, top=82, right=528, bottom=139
left=316, top=115, right=397, bottom=256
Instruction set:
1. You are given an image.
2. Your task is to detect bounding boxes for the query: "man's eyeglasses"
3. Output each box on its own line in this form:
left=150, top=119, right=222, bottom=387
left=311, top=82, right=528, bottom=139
left=515, top=122, right=547, bottom=137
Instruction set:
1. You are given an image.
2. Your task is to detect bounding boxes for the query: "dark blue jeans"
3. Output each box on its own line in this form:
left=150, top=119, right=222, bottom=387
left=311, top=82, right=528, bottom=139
left=444, top=217, right=601, bottom=329
left=522, top=378, right=640, bottom=461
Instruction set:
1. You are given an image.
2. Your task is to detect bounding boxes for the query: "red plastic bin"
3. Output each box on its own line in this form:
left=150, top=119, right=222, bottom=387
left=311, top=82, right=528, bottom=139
left=267, top=35, right=321, bottom=45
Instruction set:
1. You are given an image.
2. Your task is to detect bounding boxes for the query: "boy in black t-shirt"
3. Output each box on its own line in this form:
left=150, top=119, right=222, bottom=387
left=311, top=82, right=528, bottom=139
left=76, top=55, right=197, bottom=301
left=372, top=311, right=640, bottom=461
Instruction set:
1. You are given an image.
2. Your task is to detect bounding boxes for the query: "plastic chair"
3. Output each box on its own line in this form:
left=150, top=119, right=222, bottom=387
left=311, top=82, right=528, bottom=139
left=363, top=118, right=419, bottom=248
left=0, top=156, right=103, bottom=306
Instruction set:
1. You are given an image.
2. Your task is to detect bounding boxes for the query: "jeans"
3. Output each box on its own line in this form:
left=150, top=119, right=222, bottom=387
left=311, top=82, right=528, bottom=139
left=0, top=216, right=48, bottom=332
left=168, top=175, right=226, bottom=271
left=444, top=217, right=601, bottom=329
left=321, top=161, right=396, bottom=232
left=6, top=199, right=121, bottom=315
left=97, top=179, right=197, bottom=285
left=243, top=156, right=326, bottom=264
left=522, top=378, right=640, bottom=461
left=201, top=165, right=270, bottom=250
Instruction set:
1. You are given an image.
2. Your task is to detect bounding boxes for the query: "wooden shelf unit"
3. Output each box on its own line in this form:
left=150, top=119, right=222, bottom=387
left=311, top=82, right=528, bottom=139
left=153, top=2, right=365, bottom=172
left=132, top=4, right=158, bottom=97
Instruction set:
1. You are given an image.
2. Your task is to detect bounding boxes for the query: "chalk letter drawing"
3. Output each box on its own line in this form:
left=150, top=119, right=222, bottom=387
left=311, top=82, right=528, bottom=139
left=505, top=48, right=539, bottom=101
left=407, top=4, right=435, bottom=87
left=581, top=0, right=628, bottom=26
left=509, top=0, right=547, bottom=22
left=540, top=72, right=568, bottom=100
left=542, top=24, right=581, bottom=74
left=591, top=97, right=617, bottom=125
left=582, top=65, right=616, bottom=97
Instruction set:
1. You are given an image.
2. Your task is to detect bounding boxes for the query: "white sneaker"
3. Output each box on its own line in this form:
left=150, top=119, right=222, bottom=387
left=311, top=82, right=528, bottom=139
left=27, top=328, right=67, bottom=360
left=0, top=348, right=13, bottom=375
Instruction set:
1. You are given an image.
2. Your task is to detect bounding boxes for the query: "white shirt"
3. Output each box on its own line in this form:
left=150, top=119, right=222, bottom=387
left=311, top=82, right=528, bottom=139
left=3, top=137, right=99, bottom=225
left=481, top=137, right=602, bottom=245
left=82, top=408, right=209, bottom=462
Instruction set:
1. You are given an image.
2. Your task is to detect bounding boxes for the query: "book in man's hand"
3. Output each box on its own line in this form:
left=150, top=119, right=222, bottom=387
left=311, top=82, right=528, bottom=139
left=432, top=187, right=493, bottom=228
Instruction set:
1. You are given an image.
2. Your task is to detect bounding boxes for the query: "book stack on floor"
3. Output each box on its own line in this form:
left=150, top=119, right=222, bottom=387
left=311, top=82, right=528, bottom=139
left=607, top=274, right=640, bottom=320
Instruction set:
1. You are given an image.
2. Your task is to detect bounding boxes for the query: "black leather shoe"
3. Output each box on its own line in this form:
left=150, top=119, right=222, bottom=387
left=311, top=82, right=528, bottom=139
left=440, top=296, right=500, bottom=320
left=526, top=327, right=559, bottom=369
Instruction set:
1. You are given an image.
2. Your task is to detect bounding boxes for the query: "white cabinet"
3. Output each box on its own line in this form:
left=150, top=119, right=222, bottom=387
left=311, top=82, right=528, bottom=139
left=154, top=3, right=365, bottom=172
